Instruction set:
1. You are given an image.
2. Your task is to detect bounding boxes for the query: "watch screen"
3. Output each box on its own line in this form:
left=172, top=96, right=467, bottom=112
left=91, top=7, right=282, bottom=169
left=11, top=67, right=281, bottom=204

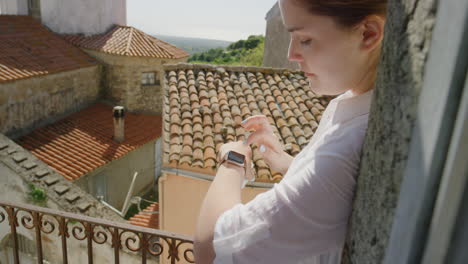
left=228, top=151, right=245, bottom=164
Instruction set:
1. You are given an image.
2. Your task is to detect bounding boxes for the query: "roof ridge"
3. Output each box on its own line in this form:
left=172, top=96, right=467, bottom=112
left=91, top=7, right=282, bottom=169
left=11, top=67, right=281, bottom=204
left=163, top=63, right=304, bottom=74
left=125, top=26, right=134, bottom=55
left=61, top=25, right=189, bottom=59
left=131, top=27, right=182, bottom=59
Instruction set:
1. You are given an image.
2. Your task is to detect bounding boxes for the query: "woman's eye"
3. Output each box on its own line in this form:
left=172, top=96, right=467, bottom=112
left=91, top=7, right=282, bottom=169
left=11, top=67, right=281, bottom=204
left=300, top=39, right=312, bottom=46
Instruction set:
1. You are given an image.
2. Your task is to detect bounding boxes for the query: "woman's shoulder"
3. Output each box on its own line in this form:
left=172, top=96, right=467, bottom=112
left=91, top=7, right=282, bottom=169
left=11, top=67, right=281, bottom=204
left=313, top=114, right=370, bottom=159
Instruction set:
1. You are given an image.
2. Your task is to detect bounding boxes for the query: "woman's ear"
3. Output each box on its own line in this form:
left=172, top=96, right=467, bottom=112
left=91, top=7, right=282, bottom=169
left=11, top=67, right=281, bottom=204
left=359, top=15, right=386, bottom=51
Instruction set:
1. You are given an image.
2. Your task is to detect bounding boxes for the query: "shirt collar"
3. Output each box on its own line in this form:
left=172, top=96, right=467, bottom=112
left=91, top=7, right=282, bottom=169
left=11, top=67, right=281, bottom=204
left=330, top=88, right=374, bottom=124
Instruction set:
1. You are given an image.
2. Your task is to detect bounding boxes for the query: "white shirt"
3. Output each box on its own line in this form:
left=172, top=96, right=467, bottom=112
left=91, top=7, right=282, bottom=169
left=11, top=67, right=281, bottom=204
left=213, top=89, right=374, bottom=264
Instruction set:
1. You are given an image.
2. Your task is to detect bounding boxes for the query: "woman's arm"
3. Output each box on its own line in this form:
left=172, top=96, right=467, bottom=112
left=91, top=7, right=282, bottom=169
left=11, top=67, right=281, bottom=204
left=194, top=143, right=250, bottom=263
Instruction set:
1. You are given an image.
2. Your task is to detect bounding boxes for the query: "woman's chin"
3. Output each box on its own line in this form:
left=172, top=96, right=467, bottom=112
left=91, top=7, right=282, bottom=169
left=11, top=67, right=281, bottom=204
left=309, top=82, right=345, bottom=97
left=308, top=83, right=326, bottom=96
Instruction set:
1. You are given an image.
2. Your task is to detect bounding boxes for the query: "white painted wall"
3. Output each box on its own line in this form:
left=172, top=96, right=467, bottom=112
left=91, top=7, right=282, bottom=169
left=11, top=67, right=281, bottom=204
left=0, top=0, right=28, bottom=15
left=40, top=0, right=126, bottom=35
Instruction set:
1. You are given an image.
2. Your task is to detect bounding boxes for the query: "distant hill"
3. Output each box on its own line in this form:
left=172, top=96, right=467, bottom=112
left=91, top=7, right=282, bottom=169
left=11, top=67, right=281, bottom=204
left=188, top=35, right=265, bottom=66
left=154, top=35, right=232, bottom=55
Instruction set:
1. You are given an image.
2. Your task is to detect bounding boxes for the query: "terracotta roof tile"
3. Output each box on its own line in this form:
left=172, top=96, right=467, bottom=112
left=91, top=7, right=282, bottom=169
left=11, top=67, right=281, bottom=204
left=163, top=64, right=333, bottom=183
left=16, top=103, right=162, bottom=181
left=63, top=25, right=189, bottom=59
left=129, top=202, right=159, bottom=229
left=0, top=15, right=97, bottom=83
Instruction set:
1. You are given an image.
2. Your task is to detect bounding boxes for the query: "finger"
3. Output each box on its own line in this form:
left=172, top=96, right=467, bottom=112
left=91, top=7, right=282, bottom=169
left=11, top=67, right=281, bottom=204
left=241, top=115, right=272, bottom=132
left=246, top=132, right=281, bottom=153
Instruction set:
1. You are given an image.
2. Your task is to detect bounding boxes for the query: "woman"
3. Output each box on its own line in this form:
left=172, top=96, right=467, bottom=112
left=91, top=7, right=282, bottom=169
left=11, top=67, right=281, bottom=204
left=195, top=0, right=387, bottom=263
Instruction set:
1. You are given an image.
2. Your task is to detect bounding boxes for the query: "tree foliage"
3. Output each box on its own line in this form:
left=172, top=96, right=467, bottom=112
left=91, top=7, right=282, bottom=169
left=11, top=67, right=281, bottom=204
left=189, top=35, right=265, bottom=66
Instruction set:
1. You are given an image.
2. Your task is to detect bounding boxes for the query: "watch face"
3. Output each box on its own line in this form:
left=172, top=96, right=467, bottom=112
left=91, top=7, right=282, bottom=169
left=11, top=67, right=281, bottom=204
left=228, top=151, right=245, bottom=164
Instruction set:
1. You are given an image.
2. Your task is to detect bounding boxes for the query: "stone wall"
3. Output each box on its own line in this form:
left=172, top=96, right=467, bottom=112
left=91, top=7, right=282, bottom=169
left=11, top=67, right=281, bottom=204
left=0, top=65, right=102, bottom=138
left=342, top=0, right=438, bottom=263
left=262, top=2, right=299, bottom=70
left=84, top=49, right=187, bottom=114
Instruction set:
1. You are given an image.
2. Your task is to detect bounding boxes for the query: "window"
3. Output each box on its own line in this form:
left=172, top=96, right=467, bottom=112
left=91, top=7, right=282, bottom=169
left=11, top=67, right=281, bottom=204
left=141, top=72, right=159, bottom=86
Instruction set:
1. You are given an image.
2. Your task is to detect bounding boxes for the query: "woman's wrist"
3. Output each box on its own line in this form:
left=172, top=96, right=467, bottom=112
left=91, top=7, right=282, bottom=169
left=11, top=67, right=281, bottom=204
left=278, top=152, right=294, bottom=175
left=217, top=162, right=246, bottom=188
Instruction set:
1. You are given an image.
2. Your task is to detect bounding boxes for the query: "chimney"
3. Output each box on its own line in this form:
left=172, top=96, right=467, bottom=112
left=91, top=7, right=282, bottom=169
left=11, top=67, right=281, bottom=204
left=113, top=106, right=125, bottom=142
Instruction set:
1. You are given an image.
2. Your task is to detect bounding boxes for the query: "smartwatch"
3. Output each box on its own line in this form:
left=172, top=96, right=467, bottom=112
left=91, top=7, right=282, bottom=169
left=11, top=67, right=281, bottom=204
left=219, top=151, right=251, bottom=188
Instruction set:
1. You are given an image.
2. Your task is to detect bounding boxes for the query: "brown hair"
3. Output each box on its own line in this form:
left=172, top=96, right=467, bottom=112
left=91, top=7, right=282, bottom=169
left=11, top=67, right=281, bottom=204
left=293, top=0, right=387, bottom=27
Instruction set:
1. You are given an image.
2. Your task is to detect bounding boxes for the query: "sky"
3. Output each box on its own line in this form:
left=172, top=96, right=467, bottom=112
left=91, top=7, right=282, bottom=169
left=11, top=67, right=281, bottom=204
left=127, top=0, right=278, bottom=42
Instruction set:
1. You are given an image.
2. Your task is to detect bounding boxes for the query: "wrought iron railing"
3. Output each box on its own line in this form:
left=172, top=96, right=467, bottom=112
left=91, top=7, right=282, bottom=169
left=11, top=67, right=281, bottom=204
left=0, top=200, right=194, bottom=264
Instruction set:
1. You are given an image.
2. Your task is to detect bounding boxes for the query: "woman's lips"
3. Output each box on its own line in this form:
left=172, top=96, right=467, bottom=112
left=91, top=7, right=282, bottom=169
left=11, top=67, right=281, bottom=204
left=304, top=72, right=315, bottom=77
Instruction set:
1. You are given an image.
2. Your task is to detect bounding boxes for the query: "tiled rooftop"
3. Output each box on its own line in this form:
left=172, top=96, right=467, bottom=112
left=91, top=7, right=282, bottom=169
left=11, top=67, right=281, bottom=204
left=162, top=64, right=333, bottom=183
left=129, top=202, right=159, bottom=229
left=63, top=25, right=190, bottom=59
left=16, top=103, right=162, bottom=181
left=0, top=15, right=97, bottom=83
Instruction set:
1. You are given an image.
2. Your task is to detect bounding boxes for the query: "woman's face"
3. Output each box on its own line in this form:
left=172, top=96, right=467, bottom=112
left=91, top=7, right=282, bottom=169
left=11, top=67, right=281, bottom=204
left=279, top=0, right=376, bottom=96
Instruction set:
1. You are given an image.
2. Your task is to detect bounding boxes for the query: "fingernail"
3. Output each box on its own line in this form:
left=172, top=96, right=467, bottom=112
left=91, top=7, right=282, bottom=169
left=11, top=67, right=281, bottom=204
left=259, top=145, right=266, bottom=153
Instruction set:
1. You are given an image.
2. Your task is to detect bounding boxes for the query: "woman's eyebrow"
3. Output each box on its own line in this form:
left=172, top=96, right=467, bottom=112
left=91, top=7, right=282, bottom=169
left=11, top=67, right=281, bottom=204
left=286, top=26, right=305, bottom=32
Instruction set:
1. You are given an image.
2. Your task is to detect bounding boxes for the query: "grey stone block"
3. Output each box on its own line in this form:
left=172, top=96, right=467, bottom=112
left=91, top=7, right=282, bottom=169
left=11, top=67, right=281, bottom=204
left=44, top=176, right=59, bottom=186
left=35, top=170, right=49, bottom=178
left=65, top=192, right=80, bottom=203
left=77, top=202, right=92, bottom=212
left=22, top=162, right=37, bottom=170
left=12, top=153, right=27, bottom=163
left=0, top=143, right=8, bottom=150
left=7, top=148, right=17, bottom=155
left=54, top=185, right=70, bottom=195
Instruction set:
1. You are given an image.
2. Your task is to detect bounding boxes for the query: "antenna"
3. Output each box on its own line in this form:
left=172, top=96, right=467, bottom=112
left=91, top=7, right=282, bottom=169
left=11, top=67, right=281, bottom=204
left=121, top=172, right=138, bottom=216
left=99, top=172, right=138, bottom=217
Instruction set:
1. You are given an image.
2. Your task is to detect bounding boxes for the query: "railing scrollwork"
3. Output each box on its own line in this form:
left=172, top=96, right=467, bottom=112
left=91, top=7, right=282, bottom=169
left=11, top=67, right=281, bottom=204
left=0, top=201, right=195, bottom=264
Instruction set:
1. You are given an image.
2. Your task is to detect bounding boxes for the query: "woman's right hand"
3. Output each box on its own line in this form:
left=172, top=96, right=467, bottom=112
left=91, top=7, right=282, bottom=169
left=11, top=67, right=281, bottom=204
left=241, top=115, right=293, bottom=175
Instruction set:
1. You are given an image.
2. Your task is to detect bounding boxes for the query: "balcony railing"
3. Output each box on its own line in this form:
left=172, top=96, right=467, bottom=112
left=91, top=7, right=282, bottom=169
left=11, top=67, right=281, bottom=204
left=0, top=200, right=194, bottom=264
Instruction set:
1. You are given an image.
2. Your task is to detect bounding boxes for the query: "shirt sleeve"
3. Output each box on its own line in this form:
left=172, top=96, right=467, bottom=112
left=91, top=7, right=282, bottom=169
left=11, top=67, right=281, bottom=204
left=212, top=150, right=360, bottom=264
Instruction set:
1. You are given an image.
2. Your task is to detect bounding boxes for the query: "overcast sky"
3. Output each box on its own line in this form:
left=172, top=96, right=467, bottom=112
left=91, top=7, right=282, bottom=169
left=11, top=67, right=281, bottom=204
left=127, top=0, right=278, bottom=41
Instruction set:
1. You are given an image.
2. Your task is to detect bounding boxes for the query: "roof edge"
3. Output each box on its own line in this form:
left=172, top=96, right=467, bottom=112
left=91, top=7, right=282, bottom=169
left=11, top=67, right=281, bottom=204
left=162, top=63, right=304, bottom=75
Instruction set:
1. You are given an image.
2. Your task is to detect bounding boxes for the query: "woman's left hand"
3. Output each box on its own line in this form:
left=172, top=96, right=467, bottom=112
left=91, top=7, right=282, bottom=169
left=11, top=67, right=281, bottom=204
left=217, top=141, right=255, bottom=181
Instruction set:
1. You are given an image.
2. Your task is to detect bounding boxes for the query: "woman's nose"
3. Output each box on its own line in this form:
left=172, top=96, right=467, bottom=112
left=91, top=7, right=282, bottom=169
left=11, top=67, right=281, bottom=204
left=288, top=40, right=303, bottom=62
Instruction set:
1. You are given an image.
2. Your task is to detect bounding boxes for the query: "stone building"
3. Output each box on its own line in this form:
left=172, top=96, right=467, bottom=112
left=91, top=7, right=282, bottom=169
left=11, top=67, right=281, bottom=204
left=63, top=26, right=190, bottom=114
left=0, top=15, right=101, bottom=138
left=262, top=2, right=299, bottom=70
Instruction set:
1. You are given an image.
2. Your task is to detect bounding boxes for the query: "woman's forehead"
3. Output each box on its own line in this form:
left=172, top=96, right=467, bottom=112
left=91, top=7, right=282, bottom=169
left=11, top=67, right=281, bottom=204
left=280, top=0, right=340, bottom=34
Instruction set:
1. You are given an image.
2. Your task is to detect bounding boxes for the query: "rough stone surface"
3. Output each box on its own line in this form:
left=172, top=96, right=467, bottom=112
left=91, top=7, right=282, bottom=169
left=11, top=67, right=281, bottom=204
left=0, top=66, right=102, bottom=138
left=0, top=143, right=8, bottom=150
left=84, top=49, right=187, bottom=115
left=342, top=0, right=438, bottom=263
